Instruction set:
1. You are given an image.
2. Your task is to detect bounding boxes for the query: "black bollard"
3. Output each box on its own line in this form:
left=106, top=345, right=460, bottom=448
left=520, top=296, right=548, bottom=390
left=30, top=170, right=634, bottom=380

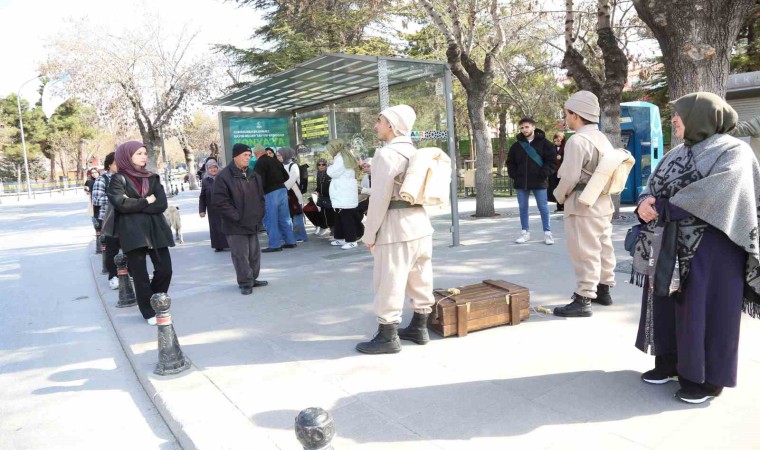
left=150, top=293, right=191, bottom=376
left=95, top=222, right=102, bottom=254
left=100, top=235, right=108, bottom=274
left=114, top=254, right=137, bottom=308
left=295, top=408, right=335, bottom=450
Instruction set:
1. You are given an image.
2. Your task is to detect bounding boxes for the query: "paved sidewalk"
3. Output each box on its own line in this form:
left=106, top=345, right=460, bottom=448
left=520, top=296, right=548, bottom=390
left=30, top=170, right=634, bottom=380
left=91, top=191, right=760, bottom=450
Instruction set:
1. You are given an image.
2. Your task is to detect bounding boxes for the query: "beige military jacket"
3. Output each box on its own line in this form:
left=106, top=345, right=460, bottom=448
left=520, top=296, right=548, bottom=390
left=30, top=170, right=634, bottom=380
left=363, top=136, right=434, bottom=246
left=730, top=116, right=760, bottom=160
left=553, top=124, right=615, bottom=217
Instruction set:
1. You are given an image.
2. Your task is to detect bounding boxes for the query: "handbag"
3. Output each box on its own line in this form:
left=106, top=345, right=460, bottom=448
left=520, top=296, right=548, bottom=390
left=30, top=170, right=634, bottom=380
left=316, top=195, right=332, bottom=209
left=287, top=189, right=303, bottom=217
left=102, top=205, right=118, bottom=238
left=624, top=224, right=641, bottom=257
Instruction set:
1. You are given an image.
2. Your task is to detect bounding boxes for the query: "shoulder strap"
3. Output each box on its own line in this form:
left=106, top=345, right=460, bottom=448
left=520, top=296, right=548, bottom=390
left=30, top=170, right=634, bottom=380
left=519, top=140, right=544, bottom=167
left=571, top=134, right=602, bottom=176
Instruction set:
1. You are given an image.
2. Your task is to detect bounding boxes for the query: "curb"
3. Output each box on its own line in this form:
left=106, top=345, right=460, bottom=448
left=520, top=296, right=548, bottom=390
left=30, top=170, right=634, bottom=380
left=88, top=244, right=278, bottom=450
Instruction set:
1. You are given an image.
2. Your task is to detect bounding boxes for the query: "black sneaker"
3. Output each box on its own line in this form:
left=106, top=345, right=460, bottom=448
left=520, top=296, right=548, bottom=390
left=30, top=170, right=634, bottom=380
left=675, top=385, right=723, bottom=404
left=641, top=368, right=678, bottom=385
left=262, top=247, right=283, bottom=253
left=240, top=286, right=253, bottom=295
left=282, top=243, right=297, bottom=249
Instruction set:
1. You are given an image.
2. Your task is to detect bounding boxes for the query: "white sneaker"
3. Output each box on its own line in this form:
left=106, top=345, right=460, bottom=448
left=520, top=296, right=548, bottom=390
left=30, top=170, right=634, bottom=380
left=314, top=227, right=322, bottom=235
left=515, top=231, right=530, bottom=244
left=330, top=239, right=346, bottom=246
left=341, top=242, right=358, bottom=250
left=544, top=231, right=554, bottom=245
left=109, top=277, right=119, bottom=290
left=146, top=317, right=158, bottom=326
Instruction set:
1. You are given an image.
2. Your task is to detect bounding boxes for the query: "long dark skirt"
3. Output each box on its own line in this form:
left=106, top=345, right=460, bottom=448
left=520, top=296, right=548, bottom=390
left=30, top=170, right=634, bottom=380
left=208, top=210, right=229, bottom=249
left=635, top=227, right=745, bottom=387
left=547, top=173, right=560, bottom=204
left=304, top=203, right=337, bottom=230
left=333, top=208, right=364, bottom=243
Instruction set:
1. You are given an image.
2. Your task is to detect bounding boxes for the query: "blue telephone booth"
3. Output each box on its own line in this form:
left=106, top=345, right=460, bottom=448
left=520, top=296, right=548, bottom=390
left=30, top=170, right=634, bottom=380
left=619, top=101, right=663, bottom=203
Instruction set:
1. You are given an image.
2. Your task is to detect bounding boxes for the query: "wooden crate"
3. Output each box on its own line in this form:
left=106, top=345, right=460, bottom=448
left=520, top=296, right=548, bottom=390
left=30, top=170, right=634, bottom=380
left=428, top=279, right=530, bottom=337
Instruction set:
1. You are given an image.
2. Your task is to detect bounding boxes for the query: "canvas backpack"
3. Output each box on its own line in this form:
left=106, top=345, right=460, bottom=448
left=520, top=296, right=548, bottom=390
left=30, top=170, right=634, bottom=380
left=390, top=146, right=452, bottom=207
left=573, top=134, right=636, bottom=207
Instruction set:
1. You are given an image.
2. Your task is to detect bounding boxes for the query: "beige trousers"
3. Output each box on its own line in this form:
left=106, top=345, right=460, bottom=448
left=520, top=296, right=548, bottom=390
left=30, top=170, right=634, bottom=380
left=373, top=235, right=434, bottom=324
left=564, top=214, right=616, bottom=298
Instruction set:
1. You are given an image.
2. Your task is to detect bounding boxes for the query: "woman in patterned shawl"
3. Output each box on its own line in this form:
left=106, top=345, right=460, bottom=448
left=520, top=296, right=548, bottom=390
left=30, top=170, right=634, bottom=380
left=632, top=92, right=760, bottom=404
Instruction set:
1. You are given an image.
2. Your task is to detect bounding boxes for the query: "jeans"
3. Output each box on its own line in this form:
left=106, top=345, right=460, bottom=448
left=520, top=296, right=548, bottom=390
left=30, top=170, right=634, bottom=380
left=516, top=188, right=551, bottom=232
left=292, top=213, right=308, bottom=241
left=263, top=187, right=296, bottom=248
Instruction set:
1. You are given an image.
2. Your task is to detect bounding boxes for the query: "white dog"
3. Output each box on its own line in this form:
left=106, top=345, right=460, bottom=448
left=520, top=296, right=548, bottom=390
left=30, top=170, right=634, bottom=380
left=164, top=205, right=183, bottom=244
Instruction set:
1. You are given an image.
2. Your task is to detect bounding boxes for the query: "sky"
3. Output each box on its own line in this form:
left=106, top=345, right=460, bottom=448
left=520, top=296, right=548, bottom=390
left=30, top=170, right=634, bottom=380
left=0, top=0, right=264, bottom=103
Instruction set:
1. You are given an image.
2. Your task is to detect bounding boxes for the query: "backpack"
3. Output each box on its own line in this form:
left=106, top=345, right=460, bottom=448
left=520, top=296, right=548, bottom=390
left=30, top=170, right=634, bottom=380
left=289, top=162, right=310, bottom=194
left=390, top=146, right=452, bottom=206
left=574, top=135, right=636, bottom=207
left=298, top=164, right=309, bottom=193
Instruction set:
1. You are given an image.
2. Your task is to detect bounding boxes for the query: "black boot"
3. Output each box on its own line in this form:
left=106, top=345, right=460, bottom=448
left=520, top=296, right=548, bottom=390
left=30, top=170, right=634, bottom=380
left=355, top=323, right=402, bottom=354
left=593, top=284, right=613, bottom=306
left=554, top=293, right=593, bottom=317
left=398, top=312, right=430, bottom=345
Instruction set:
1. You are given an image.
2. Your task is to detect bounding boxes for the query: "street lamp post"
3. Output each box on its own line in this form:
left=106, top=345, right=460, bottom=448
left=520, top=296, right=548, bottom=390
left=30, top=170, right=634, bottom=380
left=17, top=76, right=39, bottom=199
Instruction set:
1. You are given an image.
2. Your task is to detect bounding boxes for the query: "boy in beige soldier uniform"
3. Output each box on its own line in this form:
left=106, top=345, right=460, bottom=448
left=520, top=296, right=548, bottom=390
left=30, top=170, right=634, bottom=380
left=356, top=104, right=436, bottom=354
left=553, top=91, right=616, bottom=317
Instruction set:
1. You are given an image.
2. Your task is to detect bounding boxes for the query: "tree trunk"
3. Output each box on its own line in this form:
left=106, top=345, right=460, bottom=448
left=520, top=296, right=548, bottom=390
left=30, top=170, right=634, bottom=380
left=140, top=126, right=162, bottom=173
left=632, top=0, right=756, bottom=147
left=179, top=135, right=199, bottom=190
left=467, top=92, right=495, bottom=217
left=497, top=109, right=508, bottom=176
left=49, top=154, right=56, bottom=182
left=209, top=142, right=220, bottom=162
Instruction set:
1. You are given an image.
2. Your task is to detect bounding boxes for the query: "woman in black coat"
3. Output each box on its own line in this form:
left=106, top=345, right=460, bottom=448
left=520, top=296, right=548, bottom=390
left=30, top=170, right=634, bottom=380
left=303, top=158, right=336, bottom=236
left=199, top=160, right=229, bottom=251
left=107, top=141, right=174, bottom=325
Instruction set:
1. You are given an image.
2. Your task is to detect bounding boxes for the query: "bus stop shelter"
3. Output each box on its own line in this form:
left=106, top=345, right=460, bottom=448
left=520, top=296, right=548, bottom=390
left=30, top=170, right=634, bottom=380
left=209, top=53, right=460, bottom=246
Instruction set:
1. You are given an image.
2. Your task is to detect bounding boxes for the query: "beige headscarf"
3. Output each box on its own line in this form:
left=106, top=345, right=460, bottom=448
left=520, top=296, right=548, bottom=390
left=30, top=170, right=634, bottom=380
left=327, top=139, right=360, bottom=177
left=380, top=104, right=417, bottom=137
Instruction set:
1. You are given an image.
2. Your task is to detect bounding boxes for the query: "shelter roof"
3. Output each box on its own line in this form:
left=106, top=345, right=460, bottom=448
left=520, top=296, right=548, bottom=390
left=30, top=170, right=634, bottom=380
left=208, top=53, right=446, bottom=112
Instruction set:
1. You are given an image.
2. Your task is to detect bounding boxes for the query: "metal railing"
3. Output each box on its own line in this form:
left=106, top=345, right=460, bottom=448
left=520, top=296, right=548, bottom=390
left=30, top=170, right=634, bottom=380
left=0, top=186, right=84, bottom=202
left=457, top=174, right=515, bottom=197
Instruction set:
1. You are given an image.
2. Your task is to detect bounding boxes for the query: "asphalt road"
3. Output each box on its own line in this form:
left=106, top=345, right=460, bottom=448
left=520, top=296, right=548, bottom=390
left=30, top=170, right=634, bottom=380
left=0, top=194, right=179, bottom=450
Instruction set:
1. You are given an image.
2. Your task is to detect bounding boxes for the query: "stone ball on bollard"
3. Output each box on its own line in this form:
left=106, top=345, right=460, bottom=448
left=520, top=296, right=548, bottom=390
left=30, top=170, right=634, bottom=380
left=295, top=407, right=335, bottom=450
left=150, top=292, right=171, bottom=313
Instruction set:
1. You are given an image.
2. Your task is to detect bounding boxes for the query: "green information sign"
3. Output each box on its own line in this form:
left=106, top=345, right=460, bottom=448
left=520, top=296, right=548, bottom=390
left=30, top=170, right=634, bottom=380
left=229, top=117, right=290, bottom=149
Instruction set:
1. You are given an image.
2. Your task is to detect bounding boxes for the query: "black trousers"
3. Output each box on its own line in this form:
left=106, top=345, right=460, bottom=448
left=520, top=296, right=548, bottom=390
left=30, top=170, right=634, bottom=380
left=126, top=247, right=173, bottom=319
left=334, top=208, right=364, bottom=243
left=104, top=235, right=123, bottom=279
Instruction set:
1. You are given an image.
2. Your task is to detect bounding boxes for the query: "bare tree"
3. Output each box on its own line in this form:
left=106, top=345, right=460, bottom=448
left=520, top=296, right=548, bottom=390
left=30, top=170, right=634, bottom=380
left=43, top=17, right=217, bottom=172
left=417, top=0, right=506, bottom=217
left=563, top=0, right=628, bottom=148
left=632, top=0, right=756, bottom=145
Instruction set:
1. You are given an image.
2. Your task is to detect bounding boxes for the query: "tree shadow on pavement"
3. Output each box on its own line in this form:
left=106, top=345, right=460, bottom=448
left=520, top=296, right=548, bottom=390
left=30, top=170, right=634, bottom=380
left=250, top=370, right=703, bottom=445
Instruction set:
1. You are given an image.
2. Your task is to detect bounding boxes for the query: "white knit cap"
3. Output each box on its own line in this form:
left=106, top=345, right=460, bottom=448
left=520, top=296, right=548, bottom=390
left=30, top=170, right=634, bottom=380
left=380, top=104, right=417, bottom=137
left=564, top=90, right=600, bottom=123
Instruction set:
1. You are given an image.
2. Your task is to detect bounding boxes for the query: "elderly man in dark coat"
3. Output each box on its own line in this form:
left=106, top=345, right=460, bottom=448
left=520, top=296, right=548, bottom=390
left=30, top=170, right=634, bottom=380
left=212, top=144, right=268, bottom=295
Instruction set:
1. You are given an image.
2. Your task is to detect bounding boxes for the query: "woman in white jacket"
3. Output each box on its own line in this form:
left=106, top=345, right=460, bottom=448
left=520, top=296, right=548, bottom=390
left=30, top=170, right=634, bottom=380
left=278, top=147, right=308, bottom=242
left=326, top=140, right=362, bottom=249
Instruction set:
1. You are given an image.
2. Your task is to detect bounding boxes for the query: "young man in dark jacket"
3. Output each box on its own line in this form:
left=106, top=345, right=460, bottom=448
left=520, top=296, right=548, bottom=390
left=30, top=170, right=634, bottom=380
left=212, top=144, right=268, bottom=295
left=253, top=147, right=297, bottom=252
left=506, top=117, right=557, bottom=245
